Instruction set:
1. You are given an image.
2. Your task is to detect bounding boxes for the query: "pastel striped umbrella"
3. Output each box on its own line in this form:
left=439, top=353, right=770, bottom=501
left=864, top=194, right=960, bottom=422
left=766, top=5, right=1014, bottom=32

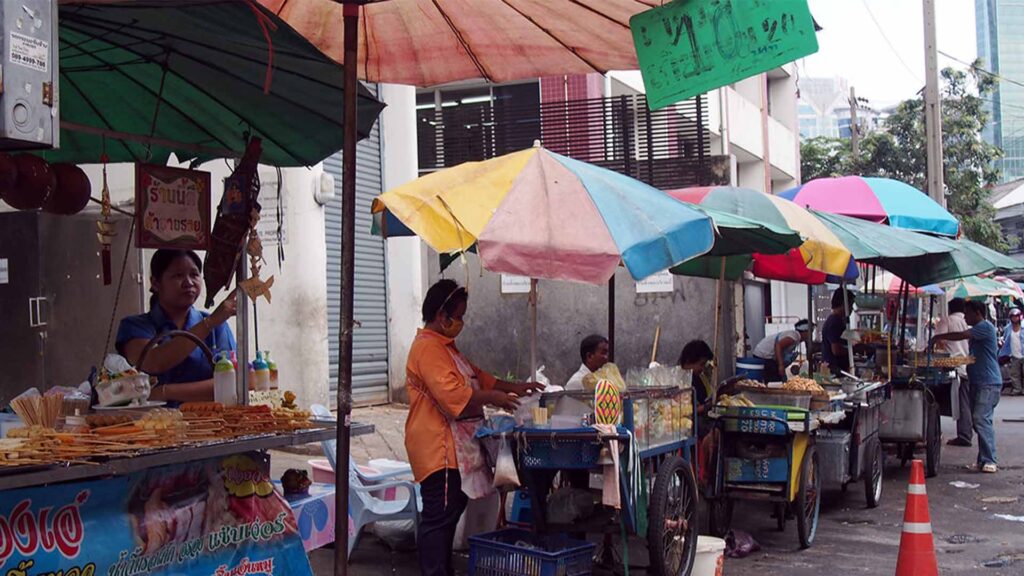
left=371, top=146, right=716, bottom=285
left=780, top=176, right=960, bottom=237
left=666, top=186, right=854, bottom=278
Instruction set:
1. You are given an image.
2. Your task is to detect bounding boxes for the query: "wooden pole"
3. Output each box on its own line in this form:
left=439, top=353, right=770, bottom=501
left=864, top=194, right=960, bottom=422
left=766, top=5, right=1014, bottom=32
left=608, top=276, right=616, bottom=362
left=530, top=279, right=538, bottom=379
left=713, top=257, right=726, bottom=386
left=335, top=3, right=360, bottom=574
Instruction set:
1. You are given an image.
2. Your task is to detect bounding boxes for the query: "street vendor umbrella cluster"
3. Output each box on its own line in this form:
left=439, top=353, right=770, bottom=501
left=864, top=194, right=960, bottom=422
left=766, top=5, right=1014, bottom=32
left=52, top=1, right=385, bottom=167
left=373, top=146, right=718, bottom=285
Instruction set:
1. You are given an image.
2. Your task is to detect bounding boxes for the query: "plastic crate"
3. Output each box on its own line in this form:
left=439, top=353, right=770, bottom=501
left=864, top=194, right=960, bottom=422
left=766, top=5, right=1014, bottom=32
left=517, top=428, right=606, bottom=470
left=469, top=528, right=595, bottom=576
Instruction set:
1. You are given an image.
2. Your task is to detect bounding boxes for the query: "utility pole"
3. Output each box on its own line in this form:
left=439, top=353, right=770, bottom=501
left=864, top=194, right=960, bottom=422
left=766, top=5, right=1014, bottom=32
left=849, top=86, right=860, bottom=158
left=923, top=0, right=946, bottom=207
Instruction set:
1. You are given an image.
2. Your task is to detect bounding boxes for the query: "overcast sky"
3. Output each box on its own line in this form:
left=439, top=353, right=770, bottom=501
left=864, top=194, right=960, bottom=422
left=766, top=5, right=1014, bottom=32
left=802, top=0, right=978, bottom=107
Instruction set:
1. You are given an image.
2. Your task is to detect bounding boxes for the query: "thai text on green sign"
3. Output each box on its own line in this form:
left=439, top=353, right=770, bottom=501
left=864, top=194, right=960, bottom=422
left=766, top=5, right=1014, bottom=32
left=630, top=0, right=819, bottom=110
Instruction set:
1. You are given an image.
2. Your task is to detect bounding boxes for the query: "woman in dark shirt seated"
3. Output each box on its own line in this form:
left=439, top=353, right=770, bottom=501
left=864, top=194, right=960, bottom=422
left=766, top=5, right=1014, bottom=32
left=116, top=249, right=237, bottom=404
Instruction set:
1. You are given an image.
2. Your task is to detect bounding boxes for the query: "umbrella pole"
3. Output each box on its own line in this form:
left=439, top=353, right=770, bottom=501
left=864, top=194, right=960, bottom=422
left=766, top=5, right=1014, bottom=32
left=844, top=283, right=855, bottom=375
left=530, top=279, right=538, bottom=379
left=335, top=4, right=360, bottom=575
left=713, top=257, right=725, bottom=386
left=608, top=277, right=616, bottom=362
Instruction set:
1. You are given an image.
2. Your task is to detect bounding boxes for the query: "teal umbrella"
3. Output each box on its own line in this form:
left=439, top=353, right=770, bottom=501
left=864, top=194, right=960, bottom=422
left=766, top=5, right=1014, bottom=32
left=46, top=1, right=385, bottom=167
left=882, top=238, right=1024, bottom=286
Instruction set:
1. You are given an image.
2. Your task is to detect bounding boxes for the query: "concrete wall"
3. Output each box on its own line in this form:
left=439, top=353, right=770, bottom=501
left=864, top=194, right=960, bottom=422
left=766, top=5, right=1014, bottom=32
left=430, top=254, right=737, bottom=387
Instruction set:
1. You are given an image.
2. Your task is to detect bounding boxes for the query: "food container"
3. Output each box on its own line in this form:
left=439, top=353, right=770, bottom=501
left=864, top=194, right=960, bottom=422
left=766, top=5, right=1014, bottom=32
left=95, top=373, right=151, bottom=407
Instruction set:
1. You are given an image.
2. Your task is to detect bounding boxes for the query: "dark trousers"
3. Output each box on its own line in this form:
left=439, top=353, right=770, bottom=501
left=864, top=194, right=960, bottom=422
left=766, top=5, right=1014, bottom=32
left=956, top=376, right=974, bottom=443
left=762, top=358, right=783, bottom=382
left=418, top=469, right=468, bottom=576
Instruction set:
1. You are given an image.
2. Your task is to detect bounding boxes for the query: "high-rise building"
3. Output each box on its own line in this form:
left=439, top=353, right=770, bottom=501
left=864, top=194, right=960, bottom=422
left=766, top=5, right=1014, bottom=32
left=977, top=0, right=1024, bottom=181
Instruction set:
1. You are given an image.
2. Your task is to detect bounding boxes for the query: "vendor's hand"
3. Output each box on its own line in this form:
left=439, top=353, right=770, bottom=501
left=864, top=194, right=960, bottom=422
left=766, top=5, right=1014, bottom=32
left=211, top=290, right=238, bottom=324
left=508, top=381, right=545, bottom=396
left=488, top=390, right=520, bottom=411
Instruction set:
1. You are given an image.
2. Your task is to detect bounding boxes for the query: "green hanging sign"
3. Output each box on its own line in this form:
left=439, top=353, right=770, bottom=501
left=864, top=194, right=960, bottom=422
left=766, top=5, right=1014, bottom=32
left=630, top=0, right=819, bottom=110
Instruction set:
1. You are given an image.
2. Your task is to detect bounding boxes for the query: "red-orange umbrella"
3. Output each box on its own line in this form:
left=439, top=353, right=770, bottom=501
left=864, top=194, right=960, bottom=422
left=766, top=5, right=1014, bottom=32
left=259, top=0, right=653, bottom=85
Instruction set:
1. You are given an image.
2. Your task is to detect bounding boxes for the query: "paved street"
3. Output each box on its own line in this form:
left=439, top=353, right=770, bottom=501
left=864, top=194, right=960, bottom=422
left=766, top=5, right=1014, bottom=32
left=278, top=398, right=1024, bottom=575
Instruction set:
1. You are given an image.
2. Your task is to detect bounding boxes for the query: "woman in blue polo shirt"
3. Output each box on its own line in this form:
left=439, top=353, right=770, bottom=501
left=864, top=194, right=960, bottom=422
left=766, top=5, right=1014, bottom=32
left=116, top=249, right=237, bottom=404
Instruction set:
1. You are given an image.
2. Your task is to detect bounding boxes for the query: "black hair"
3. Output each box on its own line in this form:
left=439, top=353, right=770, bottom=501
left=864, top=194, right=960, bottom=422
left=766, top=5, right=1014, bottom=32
left=678, top=339, right=714, bottom=367
left=948, top=297, right=966, bottom=315
left=149, top=249, right=202, bottom=309
left=422, top=279, right=468, bottom=323
left=966, top=299, right=988, bottom=318
left=831, top=287, right=856, bottom=310
left=580, top=334, right=609, bottom=363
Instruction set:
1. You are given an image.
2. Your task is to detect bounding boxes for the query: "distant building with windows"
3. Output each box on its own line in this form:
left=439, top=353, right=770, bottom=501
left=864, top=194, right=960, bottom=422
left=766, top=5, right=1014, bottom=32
left=977, top=0, right=1024, bottom=181
left=798, top=76, right=883, bottom=140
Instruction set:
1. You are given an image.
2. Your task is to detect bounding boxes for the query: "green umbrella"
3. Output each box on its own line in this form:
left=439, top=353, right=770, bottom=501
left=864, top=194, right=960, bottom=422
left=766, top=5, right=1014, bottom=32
left=46, top=1, right=385, bottom=167
left=810, top=211, right=955, bottom=260
left=881, top=238, right=1024, bottom=286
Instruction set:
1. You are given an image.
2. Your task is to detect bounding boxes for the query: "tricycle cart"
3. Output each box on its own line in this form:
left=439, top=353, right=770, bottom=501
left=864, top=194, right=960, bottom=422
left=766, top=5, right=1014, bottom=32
left=818, top=380, right=891, bottom=507
left=880, top=373, right=945, bottom=478
left=513, top=386, right=699, bottom=576
left=706, top=405, right=822, bottom=549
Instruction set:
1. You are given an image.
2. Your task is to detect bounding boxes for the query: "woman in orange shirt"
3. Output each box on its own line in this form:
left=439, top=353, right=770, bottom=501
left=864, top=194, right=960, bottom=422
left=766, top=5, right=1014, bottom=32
left=406, top=279, right=542, bottom=576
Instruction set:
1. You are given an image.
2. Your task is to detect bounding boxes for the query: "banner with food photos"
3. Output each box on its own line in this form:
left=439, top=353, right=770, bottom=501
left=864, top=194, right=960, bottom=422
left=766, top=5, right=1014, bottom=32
left=0, top=452, right=311, bottom=576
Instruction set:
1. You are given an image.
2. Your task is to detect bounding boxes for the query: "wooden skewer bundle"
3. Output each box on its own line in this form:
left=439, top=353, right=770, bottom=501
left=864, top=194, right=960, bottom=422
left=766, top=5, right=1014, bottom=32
left=10, top=394, right=64, bottom=428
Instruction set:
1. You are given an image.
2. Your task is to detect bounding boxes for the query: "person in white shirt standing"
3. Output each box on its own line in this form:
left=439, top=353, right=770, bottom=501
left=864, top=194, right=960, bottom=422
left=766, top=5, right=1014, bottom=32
left=752, top=319, right=811, bottom=382
left=998, top=308, right=1024, bottom=396
left=566, top=334, right=610, bottom=390
left=936, top=298, right=973, bottom=446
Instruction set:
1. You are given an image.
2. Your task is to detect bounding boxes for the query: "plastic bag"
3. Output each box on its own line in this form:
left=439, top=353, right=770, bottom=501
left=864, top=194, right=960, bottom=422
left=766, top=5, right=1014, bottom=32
left=493, top=434, right=520, bottom=489
left=725, top=529, right=761, bottom=558
left=370, top=519, right=417, bottom=551
left=582, top=363, right=625, bottom=392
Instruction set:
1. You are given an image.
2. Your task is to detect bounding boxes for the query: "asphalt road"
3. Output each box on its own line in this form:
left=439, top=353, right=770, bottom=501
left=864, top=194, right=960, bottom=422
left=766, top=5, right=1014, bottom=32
left=727, top=395, right=1024, bottom=575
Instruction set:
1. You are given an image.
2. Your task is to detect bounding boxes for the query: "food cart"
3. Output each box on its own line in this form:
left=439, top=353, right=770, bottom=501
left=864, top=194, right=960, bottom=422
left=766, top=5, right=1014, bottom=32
left=490, top=380, right=698, bottom=576
left=879, top=362, right=957, bottom=478
left=817, top=379, right=890, bottom=506
left=704, top=381, right=844, bottom=549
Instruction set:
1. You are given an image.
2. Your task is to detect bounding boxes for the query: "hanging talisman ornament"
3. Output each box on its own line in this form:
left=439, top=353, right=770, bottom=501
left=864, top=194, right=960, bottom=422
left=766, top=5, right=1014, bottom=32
left=238, top=212, right=275, bottom=303
left=96, top=155, right=116, bottom=285
left=204, top=137, right=263, bottom=307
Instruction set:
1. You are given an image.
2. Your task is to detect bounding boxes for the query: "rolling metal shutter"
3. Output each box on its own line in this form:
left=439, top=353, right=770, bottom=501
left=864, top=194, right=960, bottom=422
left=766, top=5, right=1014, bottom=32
left=324, top=106, right=389, bottom=406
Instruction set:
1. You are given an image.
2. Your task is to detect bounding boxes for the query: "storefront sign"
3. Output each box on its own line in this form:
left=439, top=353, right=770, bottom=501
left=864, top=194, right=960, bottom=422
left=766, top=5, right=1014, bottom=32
left=0, top=452, right=312, bottom=576
left=636, top=270, right=675, bottom=294
left=630, top=0, right=818, bottom=109
left=135, top=164, right=211, bottom=250
left=501, top=275, right=533, bottom=294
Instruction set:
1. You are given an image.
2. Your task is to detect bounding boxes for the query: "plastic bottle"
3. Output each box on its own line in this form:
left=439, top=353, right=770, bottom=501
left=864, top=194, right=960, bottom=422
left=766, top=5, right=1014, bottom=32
left=265, top=350, right=279, bottom=390
left=252, top=351, right=271, bottom=392
left=214, top=352, right=238, bottom=406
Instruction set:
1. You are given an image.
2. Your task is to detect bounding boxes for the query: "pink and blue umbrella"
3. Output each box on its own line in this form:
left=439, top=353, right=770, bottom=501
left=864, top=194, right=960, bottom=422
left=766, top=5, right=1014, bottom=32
left=780, top=176, right=959, bottom=237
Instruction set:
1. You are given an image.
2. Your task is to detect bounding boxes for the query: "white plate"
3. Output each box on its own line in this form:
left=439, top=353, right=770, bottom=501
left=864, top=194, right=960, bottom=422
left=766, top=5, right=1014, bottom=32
left=92, top=401, right=167, bottom=411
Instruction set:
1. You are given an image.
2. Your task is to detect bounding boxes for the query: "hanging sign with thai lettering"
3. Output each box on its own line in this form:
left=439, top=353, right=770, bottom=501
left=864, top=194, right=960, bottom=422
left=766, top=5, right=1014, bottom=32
left=135, top=164, right=211, bottom=250
left=630, top=0, right=818, bottom=110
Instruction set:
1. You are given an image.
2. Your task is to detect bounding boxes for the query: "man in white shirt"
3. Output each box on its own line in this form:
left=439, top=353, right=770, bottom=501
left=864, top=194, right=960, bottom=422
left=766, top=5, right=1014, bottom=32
left=752, top=319, right=811, bottom=381
left=566, top=334, right=610, bottom=390
left=935, top=298, right=972, bottom=446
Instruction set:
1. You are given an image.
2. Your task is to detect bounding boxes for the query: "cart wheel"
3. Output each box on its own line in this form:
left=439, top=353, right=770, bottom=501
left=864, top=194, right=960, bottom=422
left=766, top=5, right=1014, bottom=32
left=796, top=446, right=821, bottom=549
left=707, top=497, right=733, bottom=538
left=775, top=502, right=787, bottom=532
left=863, top=437, right=883, bottom=509
left=648, top=456, right=698, bottom=576
left=925, top=398, right=942, bottom=478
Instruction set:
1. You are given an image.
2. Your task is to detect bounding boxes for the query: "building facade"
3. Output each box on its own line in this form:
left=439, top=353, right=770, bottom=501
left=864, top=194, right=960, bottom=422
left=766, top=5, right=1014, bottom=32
left=977, top=0, right=1024, bottom=181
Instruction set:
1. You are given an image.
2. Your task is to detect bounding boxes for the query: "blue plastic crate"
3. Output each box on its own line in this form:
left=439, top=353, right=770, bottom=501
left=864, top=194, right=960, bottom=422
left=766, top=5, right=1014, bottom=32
left=517, top=428, right=607, bottom=470
left=469, top=528, right=594, bottom=576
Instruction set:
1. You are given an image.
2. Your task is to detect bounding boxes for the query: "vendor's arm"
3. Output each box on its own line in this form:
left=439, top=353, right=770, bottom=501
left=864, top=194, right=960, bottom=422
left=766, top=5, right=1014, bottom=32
left=468, top=359, right=544, bottom=398
left=422, top=345, right=519, bottom=416
left=775, top=336, right=797, bottom=367
left=120, top=292, right=237, bottom=373
left=931, top=330, right=972, bottom=345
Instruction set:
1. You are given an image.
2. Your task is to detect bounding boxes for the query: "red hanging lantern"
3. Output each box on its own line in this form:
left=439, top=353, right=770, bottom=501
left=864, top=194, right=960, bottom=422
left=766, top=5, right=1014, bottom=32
left=1, top=155, right=54, bottom=210
left=44, top=164, right=92, bottom=215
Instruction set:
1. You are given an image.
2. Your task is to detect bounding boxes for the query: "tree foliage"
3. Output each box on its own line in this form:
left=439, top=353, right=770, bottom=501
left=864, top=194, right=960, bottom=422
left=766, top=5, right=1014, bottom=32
left=800, top=64, right=1006, bottom=250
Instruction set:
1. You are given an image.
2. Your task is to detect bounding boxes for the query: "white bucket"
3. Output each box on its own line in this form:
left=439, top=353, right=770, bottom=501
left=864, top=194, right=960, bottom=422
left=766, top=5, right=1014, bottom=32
left=693, top=535, right=726, bottom=576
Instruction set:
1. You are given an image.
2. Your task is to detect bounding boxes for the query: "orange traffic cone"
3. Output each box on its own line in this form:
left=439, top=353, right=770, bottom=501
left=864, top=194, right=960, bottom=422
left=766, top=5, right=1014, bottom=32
left=895, top=459, right=939, bottom=576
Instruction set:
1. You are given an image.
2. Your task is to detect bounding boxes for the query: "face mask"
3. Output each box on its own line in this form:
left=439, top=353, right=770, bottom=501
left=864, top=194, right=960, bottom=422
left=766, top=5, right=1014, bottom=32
left=442, top=318, right=464, bottom=339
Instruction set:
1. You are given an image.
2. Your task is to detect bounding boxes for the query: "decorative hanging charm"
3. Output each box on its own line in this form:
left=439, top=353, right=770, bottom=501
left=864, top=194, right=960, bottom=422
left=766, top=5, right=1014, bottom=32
left=96, top=155, right=116, bottom=285
left=238, top=208, right=275, bottom=303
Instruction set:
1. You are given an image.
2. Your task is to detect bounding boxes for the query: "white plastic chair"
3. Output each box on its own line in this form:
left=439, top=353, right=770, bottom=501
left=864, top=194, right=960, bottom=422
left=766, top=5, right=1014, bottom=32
left=309, top=404, right=421, bottom=555
left=309, top=404, right=414, bottom=483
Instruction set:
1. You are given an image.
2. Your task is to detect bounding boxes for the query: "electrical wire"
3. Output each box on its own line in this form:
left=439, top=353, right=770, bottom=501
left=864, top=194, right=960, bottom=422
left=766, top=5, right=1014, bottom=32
left=938, top=49, right=1024, bottom=91
left=861, top=0, right=923, bottom=84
